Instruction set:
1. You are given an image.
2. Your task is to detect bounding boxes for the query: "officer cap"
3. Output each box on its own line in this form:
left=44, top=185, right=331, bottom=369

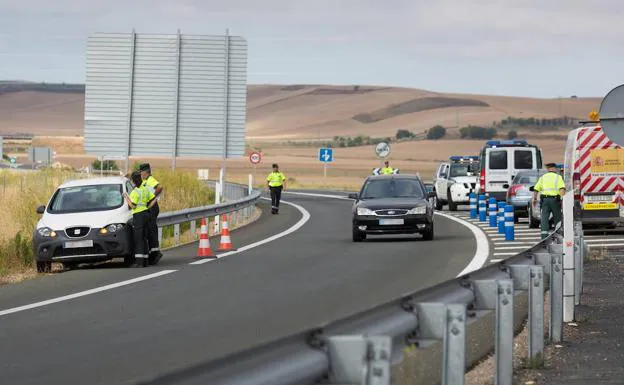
left=139, top=163, right=151, bottom=172
left=546, top=162, right=557, bottom=168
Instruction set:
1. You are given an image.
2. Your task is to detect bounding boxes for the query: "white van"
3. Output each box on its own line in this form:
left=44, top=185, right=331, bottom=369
left=477, top=140, right=543, bottom=202
left=563, top=124, right=623, bottom=228
left=33, top=176, right=136, bottom=272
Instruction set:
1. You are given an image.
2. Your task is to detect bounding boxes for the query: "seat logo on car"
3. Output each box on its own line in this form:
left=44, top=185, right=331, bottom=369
left=74, top=229, right=80, bottom=235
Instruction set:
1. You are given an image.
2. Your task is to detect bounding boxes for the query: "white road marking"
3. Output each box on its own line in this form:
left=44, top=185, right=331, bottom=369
left=189, top=198, right=311, bottom=265
left=435, top=212, right=490, bottom=277
left=495, top=246, right=535, bottom=250
left=494, top=242, right=535, bottom=246
left=493, top=252, right=520, bottom=256
left=0, top=270, right=177, bottom=317
left=588, top=243, right=624, bottom=247
left=490, top=259, right=503, bottom=263
left=283, top=191, right=353, bottom=200
left=584, top=238, right=624, bottom=243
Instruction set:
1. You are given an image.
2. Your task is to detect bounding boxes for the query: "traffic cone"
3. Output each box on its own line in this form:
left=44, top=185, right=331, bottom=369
left=218, top=214, right=236, bottom=251
left=195, top=217, right=215, bottom=259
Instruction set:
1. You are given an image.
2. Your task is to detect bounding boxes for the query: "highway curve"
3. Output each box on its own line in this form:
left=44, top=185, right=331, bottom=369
left=0, top=192, right=481, bottom=385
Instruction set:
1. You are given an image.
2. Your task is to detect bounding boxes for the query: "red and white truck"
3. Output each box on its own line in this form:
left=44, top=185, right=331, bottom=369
left=564, top=124, right=624, bottom=228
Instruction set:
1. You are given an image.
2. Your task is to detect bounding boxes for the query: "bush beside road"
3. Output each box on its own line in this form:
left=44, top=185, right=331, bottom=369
left=0, top=168, right=214, bottom=284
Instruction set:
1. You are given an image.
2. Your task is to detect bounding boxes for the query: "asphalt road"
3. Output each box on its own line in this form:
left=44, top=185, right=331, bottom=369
left=0, top=192, right=479, bottom=385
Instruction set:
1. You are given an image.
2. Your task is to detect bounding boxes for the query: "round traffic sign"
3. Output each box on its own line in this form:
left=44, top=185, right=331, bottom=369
left=599, top=84, right=624, bottom=146
left=249, top=152, right=262, bottom=164
left=375, top=142, right=391, bottom=158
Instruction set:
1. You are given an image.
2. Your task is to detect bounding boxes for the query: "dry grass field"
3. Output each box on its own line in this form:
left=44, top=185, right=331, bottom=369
left=0, top=83, right=594, bottom=189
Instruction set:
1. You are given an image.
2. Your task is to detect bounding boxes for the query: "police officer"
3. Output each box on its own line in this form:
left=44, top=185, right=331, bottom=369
left=533, top=162, right=566, bottom=239
left=123, top=171, right=157, bottom=267
left=139, top=163, right=163, bottom=265
left=266, top=163, right=286, bottom=214
left=381, top=161, right=394, bottom=175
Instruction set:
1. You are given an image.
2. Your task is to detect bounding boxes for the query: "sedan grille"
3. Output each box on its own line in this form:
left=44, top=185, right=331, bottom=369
left=65, top=226, right=91, bottom=238
left=375, top=209, right=408, bottom=216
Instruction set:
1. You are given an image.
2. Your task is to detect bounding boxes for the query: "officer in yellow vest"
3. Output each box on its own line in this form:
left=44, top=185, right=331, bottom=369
left=123, top=171, right=157, bottom=267
left=533, top=163, right=566, bottom=239
left=381, top=161, right=394, bottom=175
left=139, top=163, right=164, bottom=265
left=266, top=163, right=286, bottom=214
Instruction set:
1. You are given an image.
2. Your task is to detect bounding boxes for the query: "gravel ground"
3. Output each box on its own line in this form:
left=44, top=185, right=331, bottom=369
left=466, top=254, right=624, bottom=385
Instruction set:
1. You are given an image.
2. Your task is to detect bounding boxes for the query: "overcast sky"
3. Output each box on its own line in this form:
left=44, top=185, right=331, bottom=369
left=0, top=0, right=622, bottom=97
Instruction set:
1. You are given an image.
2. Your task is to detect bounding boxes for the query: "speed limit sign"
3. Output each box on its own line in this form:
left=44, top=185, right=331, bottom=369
left=249, top=152, right=262, bottom=164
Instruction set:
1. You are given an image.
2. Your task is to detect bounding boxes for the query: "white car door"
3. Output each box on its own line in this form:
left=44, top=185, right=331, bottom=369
left=436, top=163, right=450, bottom=200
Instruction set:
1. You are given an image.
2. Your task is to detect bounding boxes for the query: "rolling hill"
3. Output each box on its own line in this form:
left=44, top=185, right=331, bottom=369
left=0, top=82, right=601, bottom=140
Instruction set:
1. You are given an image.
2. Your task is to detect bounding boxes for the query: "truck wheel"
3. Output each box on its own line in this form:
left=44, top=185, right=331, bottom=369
left=447, top=189, right=458, bottom=211
left=36, top=261, right=52, bottom=273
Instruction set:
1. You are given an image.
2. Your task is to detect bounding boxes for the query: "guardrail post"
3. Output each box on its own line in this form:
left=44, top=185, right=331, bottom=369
left=573, top=220, right=583, bottom=306
left=327, top=335, right=392, bottom=385
left=174, top=223, right=180, bottom=244
left=549, top=242, right=564, bottom=343
left=416, top=303, right=466, bottom=385
left=473, top=279, right=514, bottom=385
left=158, top=227, right=163, bottom=246
left=469, top=193, right=477, bottom=219
left=190, top=220, right=196, bottom=239
left=497, top=202, right=505, bottom=234
left=504, top=205, right=514, bottom=241
left=509, top=265, right=544, bottom=366
left=489, top=197, right=498, bottom=227
left=479, top=195, right=487, bottom=222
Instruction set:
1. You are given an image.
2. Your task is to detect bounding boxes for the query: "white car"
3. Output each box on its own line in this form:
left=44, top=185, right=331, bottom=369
left=433, top=156, right=479, bottom=211
left=33, top=176, right=137, bottom=272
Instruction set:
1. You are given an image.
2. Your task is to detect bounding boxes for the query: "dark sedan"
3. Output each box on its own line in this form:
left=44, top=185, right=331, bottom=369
left=349, top=174, right=436, bottom=242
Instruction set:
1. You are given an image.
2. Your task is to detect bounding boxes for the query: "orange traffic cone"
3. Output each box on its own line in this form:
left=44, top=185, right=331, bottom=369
left=218, top=214, right=236, bottom=251
left=195, top=217, right=215, bottom=259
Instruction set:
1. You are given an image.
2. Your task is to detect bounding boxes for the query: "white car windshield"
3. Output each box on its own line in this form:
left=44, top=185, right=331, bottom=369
left=450, top=164, right=473, bottom=177
left=48, top=184, right=124, bottom=213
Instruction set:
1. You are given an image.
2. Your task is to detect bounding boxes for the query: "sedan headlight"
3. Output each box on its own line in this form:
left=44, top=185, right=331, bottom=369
left=357, top=207, right=376, bottom=216
left=407, top=207, right=427, bottom=215
left=37, top=227, right=57, bottom=237
left=100, top=223, right=125, bottom=234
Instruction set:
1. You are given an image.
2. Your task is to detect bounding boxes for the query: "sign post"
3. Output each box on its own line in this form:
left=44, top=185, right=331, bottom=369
left=319, top=148, right=334, bottom=178
left=249, top=151, right=262, bottom=188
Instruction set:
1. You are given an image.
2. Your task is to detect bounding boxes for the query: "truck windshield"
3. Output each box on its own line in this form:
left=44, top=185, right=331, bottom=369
left=360, top=179, right=424, bottom=199
left=48, top=184, right=124, bottom=214
left=449, top=165, right=474, bottom=177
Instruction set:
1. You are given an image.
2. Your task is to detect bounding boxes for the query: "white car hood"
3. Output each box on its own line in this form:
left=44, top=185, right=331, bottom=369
left=38, top=210, right=130, bottom=230
left=450, top=176, right=477, bottom=184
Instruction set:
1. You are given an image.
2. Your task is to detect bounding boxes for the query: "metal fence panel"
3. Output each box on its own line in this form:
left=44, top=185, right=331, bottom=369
left=84, top=31, right=247, bottom=159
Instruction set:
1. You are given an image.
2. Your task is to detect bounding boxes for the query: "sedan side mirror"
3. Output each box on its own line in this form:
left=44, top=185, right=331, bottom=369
left=502, top=184, right=510, bottom=189
left=528, top=186, right=535, bottom=192
left=348, top=193, right=359, bottom=200
left=36, top=205, right=45, bottom=214
left=428, top=191, right=436, bottom=198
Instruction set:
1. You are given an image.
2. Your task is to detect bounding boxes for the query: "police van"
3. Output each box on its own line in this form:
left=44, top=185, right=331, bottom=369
left=433, top=156, right=479, bottom=211
left=477, top=140, right=543, bottom=201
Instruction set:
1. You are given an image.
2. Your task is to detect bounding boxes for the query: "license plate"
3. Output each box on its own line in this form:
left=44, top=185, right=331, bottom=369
left=583, top=202, right=618, bottom=210
left=379, top=218, right=404, bottom=225
left=64, top=240, right=94, bottom=248
left=585, top=195, right=612, bottom=203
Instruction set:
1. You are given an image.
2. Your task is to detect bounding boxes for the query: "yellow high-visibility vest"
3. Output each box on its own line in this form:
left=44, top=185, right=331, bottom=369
left=534, top=172, right=565, bottom=196
left=267, top=171, right=286, bottom=187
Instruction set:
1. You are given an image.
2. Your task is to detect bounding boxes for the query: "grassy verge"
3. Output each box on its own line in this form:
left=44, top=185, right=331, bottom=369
left=0, top=168, right=214, bottom=284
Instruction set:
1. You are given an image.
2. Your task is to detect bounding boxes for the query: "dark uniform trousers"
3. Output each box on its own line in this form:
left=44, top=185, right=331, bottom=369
left=540, top=196, right=562, bottom=239
left=270, top=186, right=283, bottom=213
left=133, top=210, right=151, bottom=266
left=147, top=202, right=160, bottom=254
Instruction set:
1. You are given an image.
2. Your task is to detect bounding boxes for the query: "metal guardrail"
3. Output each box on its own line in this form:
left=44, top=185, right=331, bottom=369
left=146, top=219, right=585, bottom=385
left=156, top=180, right=260, bottom=245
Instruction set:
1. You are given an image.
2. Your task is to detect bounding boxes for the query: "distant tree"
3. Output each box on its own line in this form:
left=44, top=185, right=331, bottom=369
left=395, top=129, right=415, bottom=140
left=427, top=125, right=447, bottom=140
left=507, top=130, right=518, bottom=139
left=91, top=159, right=119, bottom=171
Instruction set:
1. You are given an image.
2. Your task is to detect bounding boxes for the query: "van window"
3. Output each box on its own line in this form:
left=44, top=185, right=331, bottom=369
left=514, top=150, right=533, bottom=169
left=489, top=151, right=508, bottom=170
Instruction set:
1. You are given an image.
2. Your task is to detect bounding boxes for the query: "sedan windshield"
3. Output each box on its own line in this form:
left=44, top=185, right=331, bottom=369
left=360, top=179, right=424, bottom=199
left=48, top=184, right=124, bottom=213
